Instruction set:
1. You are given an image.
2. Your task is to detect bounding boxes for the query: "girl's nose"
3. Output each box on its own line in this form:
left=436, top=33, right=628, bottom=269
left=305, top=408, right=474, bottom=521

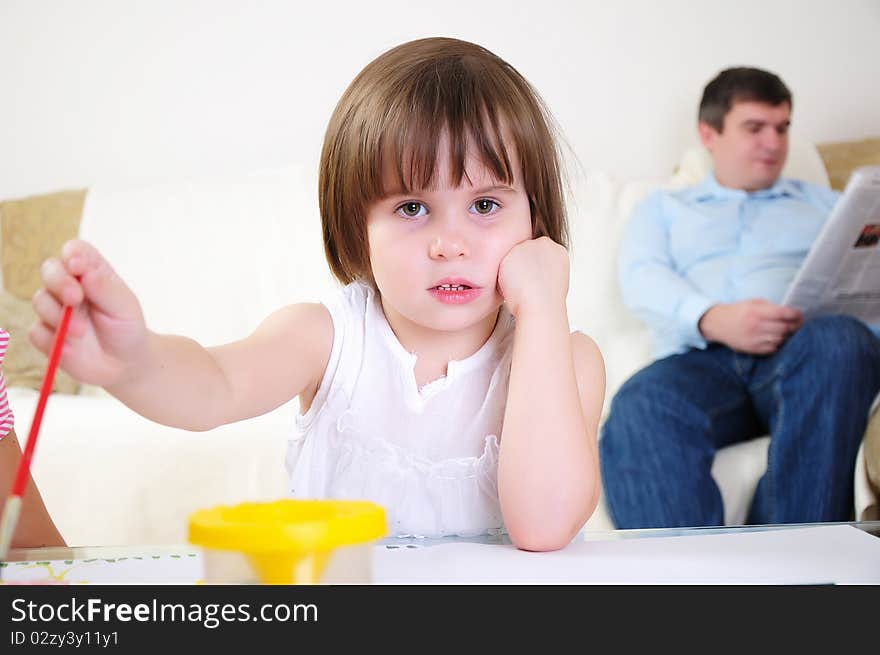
left=429, top=230, right=469, bottom=260
left=427, top=207, right=471, bottom=260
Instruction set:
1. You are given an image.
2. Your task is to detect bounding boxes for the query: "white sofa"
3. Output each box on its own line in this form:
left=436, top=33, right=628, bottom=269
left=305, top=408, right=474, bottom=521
left=8, top=141, right=877, bottom=546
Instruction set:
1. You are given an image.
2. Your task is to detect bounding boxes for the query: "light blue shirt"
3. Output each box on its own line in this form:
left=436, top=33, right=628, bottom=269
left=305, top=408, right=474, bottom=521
left=618, top=173, right=841, bottom=360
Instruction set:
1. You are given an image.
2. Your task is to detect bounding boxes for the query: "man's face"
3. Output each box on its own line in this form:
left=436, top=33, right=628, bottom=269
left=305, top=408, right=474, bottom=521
left=699, top=100, right=791, bottom=191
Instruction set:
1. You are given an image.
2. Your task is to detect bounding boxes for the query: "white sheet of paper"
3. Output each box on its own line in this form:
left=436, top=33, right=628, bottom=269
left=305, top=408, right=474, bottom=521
left=373, top=525, right=880, bottom=584
left=1, top=553, right=202, bottom=585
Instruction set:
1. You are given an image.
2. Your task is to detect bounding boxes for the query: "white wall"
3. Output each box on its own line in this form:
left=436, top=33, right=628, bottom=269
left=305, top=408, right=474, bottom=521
left=1, top=0, right=878, bottom=199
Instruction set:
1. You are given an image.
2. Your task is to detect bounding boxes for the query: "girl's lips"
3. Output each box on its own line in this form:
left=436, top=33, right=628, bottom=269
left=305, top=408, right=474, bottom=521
left=428, top=286, right=482, bottom=305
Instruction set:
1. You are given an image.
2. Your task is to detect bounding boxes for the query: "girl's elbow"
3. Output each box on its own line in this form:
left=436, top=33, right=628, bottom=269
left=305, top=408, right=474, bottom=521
left=507, top=490, right=600, bottom=552
left=508, top=517, right=583, bottom=551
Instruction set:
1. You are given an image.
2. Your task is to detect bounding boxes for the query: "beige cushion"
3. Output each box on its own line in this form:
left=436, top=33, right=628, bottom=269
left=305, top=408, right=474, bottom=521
left=0, top=189, right=85, bottom=393
left=816, top=137, right=880, bottom=191
left=1, top=189, right=85, bottom=298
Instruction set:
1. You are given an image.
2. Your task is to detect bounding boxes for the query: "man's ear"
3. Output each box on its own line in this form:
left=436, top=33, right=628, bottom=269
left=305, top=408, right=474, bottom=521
left=698, top=121, right=718, bottom=151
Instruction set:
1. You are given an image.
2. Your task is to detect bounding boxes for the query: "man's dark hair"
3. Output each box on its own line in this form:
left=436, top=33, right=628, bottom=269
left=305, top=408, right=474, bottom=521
left=698, top=67, right=792, bottom=132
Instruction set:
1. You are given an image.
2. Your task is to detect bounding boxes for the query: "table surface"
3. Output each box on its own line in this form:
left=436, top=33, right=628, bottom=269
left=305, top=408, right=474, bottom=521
left=6, top=519, right=879, bottom=562
left=3, top=520, right=879, bottom=585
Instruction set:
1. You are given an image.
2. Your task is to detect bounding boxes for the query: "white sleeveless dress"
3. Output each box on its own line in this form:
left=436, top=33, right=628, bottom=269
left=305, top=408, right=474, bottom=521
left=285, top=281, right=515, bottom=537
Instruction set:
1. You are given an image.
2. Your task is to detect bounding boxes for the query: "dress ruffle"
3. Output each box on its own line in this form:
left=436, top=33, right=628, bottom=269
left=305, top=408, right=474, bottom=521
left=327, top=415, right=503, bottom=537
left=289, top=396, right=504, bottom=538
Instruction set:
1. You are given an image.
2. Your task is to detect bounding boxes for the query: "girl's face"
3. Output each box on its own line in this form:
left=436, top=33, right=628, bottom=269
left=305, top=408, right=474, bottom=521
left=366, top=140, right=533, bottom=342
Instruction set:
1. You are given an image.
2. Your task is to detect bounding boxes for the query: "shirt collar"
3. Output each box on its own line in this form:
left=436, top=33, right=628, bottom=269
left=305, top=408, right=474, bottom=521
left=688, top=173, right=803, bottom=202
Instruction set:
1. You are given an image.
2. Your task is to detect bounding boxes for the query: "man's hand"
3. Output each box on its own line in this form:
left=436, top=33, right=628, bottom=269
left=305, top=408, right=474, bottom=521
left=497, top=236, right=569, bottom=319
left=698, top=299, right=803, bottom=355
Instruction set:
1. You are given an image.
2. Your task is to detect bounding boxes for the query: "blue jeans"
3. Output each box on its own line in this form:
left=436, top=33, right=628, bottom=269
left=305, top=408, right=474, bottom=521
left=600, top=315, right=880, bottom=528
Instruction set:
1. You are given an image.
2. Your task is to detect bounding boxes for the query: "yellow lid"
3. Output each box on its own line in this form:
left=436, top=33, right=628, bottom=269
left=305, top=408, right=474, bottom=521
left=188, top=499, right=387, bottom=553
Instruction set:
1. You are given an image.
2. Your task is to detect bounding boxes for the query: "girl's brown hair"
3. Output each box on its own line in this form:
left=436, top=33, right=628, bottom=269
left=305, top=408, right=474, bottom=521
left=319, top=37, right=568, bottom=285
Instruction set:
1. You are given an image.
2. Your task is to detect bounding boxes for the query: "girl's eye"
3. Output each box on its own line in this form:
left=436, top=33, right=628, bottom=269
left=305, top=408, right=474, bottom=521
left=396, top=202, right=427, bottom=219
left=471, top=198, right=500, bottom=216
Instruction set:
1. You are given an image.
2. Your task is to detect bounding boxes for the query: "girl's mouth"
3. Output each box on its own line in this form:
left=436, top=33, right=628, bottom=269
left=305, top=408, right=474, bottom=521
left=428, top=283, right=481, bottom=304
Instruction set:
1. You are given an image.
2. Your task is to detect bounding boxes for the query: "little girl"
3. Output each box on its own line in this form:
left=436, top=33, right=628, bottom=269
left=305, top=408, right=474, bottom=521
left=31, top=37, right=604, bottom=551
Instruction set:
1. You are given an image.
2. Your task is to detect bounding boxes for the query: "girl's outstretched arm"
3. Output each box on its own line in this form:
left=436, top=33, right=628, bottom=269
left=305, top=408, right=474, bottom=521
left=497, top=237, right=605, bottom=551
left=32, top=239, right=333, bottom=431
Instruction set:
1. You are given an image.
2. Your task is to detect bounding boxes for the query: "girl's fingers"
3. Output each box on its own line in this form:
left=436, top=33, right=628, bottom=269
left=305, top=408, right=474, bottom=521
left=39, top=257, right=83, bottom=307
left=62, top=239, right=140, bottom=320
left=27, top=321, right=55, bottom=355
left=61, top=239, right=102, bottom=277
left=31, top=288, right=64, bottom=330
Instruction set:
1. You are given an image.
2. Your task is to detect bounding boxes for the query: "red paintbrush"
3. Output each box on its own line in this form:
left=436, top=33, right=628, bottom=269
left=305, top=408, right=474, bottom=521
left=0, top=302, right=73, bottom=560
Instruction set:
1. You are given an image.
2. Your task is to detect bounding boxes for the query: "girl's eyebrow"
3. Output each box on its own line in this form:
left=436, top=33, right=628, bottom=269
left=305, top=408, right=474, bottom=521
left=470, top=184, right=517, bottom=195
left=376, top=184, right=410, bottom=201
left=380, top=183, right=516, bottom=201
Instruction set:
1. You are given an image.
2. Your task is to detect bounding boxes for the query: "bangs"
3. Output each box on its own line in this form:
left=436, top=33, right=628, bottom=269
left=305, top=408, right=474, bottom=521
left=365, top=57, right=523, bottom=200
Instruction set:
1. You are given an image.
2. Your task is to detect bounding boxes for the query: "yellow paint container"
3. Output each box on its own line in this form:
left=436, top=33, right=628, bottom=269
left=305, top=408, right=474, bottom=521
left=188, top=499, right=387, bottom=584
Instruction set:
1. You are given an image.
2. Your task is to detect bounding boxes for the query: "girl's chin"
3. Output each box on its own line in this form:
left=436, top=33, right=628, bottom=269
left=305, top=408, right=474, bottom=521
left=425, top=305, right=502, bottom=333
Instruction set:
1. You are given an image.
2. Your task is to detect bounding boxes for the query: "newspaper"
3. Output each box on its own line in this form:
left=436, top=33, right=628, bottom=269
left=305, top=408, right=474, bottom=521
left=783, top=166, right=880, bottom=325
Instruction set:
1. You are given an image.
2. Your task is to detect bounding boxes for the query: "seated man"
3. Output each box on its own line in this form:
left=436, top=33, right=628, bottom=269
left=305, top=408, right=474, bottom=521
left=601, top=67, right=880, bottom=528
